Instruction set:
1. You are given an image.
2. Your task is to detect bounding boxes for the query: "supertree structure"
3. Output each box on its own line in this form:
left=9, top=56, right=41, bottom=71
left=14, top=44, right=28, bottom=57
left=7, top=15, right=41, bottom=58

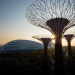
left=64, top=34, right=74, bottom=57
left=26, top=0, right=75, bottom=74
left=32, top=35, right=54, bottom=72
left=63, top=31, right=75, bottom=75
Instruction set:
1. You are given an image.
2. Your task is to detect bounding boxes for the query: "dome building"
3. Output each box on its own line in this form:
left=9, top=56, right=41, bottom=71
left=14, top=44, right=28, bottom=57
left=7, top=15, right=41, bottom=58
left=0, top=40, right=54, bottom=52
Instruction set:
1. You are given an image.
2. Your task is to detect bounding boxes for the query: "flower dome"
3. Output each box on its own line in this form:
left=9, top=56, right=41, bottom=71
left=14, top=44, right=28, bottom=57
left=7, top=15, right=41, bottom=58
left=0, top=40, right=54, bottom=52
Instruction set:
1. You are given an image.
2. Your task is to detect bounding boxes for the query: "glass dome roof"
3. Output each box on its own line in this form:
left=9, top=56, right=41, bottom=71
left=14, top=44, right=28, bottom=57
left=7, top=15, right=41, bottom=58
left=0, top=40, right=44, bottom=52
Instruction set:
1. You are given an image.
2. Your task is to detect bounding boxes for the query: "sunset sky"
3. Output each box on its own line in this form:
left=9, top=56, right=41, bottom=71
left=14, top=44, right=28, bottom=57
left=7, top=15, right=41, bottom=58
left=0, top=0, right=75, bottom=46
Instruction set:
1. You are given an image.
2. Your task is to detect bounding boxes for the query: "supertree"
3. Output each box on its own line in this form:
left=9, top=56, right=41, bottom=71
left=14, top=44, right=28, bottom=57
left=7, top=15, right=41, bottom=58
left=32, top=35, right=54, bottom=72
left=63, top=28, right=75, bottom=75
left=64, top=34, right=74, bottom=57
left=64, top=26, right=75, bottom=56
left=26, top=0, right=75, bottom=74
left=63, top=34, right=74, bottom=74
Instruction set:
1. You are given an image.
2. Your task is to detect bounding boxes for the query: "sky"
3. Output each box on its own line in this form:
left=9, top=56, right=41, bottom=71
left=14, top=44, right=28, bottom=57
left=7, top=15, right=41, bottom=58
left=0, top=0, right=75, bottom=46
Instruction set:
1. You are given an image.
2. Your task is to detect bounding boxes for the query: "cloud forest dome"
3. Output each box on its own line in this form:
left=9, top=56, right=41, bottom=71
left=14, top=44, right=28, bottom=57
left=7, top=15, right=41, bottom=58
left=26, top=0, right=75, bottom=34
left=0, top=40, right=44, bottom=51
left=0, top=40, right=54, bottom=52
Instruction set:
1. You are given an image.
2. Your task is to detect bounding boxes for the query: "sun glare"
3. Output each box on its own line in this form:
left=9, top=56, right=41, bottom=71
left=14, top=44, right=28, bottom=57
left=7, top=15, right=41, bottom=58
left=51, top=34, right=55, bottom=43
left=52, top=34, right=55, bottom=39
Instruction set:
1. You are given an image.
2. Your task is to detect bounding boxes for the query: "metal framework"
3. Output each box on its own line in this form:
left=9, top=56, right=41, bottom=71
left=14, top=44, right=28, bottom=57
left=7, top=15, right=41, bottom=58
left=26, top=0, right=75, bottom=34
left=64, top=26, right=75, bottom=35
left=32, top=35, right=54, bottom=71
left=64, top=34, right=74, bottom=56
left=26, top=0, right=75, bottom=74
left=64, top=34, right=75, bottom=75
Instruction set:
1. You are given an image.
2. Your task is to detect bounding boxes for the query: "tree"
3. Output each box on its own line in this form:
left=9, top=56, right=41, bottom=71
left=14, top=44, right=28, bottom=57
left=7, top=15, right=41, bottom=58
left=26, top=0, right=75, bottom=74
left=32, top=35, right=54, bottom=72
left=64, top=34, right=74, bottom=57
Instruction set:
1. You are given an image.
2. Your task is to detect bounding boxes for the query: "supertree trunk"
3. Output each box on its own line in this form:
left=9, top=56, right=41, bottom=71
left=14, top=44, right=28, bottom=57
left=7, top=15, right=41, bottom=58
left=32, top=36, right=53, bottom=72
left=43, top=43, right=49, bottom=71
left=41, top=38, right=51, bottom=71
left=54, top=35, right=65, bottom=75
left=46, top=18, right=69, bottom=75
left=64, top=34, right=74, bottom=57
left=68, top=41, right=72, bottom=56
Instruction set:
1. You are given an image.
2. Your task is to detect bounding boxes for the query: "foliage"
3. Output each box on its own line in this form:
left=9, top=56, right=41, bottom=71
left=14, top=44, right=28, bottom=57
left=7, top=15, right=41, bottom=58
left=0, top=47, right=75, bottom=75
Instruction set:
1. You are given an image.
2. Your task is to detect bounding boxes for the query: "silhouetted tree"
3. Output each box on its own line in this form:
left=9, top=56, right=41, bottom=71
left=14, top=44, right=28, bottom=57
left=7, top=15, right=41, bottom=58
left=32, top=35, right=54, bottom=72
left=26, top=0, right=75, bottom=74
left=64, top=34, right=74, bottom=57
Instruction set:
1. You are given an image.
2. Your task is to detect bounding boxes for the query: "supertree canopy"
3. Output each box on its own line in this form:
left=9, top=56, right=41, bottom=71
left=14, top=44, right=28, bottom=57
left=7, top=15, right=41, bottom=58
left=64, top=26, right=75, bottom=35
left=26, top=0, right=75, bottom=34
left=26, top=0, right=75, bottom=74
